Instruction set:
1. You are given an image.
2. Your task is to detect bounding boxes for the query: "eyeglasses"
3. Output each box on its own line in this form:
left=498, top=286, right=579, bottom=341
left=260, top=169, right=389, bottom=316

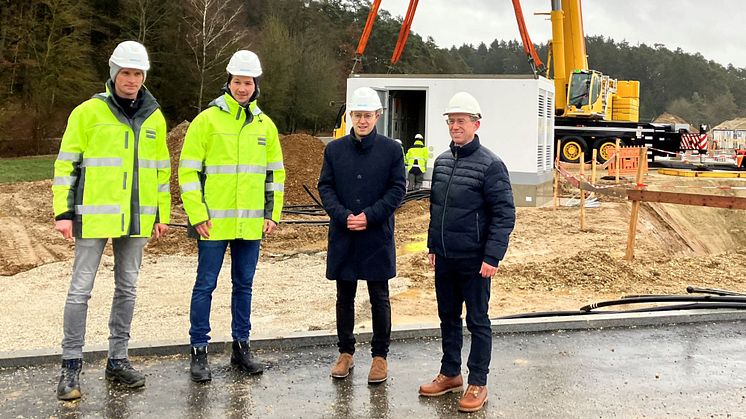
left=350, top=112, right=378, bottom=121
left=445, top=117, right=476, bottom=126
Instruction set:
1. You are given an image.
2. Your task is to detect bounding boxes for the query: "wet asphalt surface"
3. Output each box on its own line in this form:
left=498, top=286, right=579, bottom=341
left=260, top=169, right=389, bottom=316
left=2, top=320, right=746, bottom=418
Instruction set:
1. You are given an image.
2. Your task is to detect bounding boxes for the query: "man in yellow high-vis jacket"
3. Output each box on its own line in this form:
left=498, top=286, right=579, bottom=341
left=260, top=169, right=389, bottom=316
left=179, top=50, right=285, bottom=382
left=406, top=133, right=428, bottom=191
left=52, top=41, right=170, bottom=400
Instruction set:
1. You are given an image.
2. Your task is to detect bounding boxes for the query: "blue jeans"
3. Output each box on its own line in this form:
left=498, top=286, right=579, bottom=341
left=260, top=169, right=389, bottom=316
left=434, top=255, right=492, bottom=386
left=189, top=239, right=260, bottom=347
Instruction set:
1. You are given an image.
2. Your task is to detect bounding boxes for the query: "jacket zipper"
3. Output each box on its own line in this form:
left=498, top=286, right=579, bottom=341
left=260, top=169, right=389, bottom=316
left=476, top=212, right=480, bottom=243
left=441, top=148, right=458, bottom=258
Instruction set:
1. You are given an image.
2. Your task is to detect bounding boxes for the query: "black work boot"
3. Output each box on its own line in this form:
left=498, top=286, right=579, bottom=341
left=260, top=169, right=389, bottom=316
left=190, top=346, right=212, bottom=383
left=231, top=340, right=264, bottom=374
left=57, top=358, right=82, bottom=400
left=105, top=358, right=145, bottom=388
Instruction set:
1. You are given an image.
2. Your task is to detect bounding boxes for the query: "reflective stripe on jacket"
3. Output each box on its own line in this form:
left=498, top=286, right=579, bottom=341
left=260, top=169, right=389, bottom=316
left=405, top=139, right=428, bottom=173
left=179, top=93, right=285, bottom=241
left=52, top=82, right=170, bottom=238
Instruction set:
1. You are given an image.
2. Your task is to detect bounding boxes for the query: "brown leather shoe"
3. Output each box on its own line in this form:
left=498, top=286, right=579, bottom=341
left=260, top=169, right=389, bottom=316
left=330, top=353, right=354, bottom=379
left=418, top=373, right=464, bottom=397
left=367, top=356, right=388, bottom=384
left=458, top=385, right=488, bottom=412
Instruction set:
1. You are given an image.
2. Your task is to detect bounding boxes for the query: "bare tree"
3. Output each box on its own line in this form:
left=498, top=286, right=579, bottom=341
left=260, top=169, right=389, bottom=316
left=121, top=0, right=167, bottom=44
left=183, top=0, right=248, bottom=111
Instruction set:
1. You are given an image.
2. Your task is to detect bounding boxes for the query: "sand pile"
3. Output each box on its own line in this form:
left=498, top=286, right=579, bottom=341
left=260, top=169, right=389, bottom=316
left=279, top=134, right=326, bottom=205
left=166, top=121, right=190, bottom=206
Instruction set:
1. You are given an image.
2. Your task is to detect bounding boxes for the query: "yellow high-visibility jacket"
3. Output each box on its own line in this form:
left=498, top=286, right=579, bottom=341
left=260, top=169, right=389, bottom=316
left=52, top=83, right=170, bottom=238
left=406, top=139, right=428, bottom=173
left=179, top=93, right=285, bottom=241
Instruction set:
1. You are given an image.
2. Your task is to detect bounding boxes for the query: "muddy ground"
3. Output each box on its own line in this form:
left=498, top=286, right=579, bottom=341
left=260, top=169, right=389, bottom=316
left=2, top=138, right=746, bottom=353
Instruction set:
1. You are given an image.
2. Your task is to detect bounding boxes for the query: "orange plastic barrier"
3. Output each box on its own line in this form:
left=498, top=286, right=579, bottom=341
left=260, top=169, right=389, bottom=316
left=607, top=147, right=648, bottom=176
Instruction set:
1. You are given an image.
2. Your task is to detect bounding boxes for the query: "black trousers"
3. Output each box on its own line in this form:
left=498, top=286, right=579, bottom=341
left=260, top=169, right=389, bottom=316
left=336, top=280, right=391, bottom=358
left=435, top=256, right=492, bottom=386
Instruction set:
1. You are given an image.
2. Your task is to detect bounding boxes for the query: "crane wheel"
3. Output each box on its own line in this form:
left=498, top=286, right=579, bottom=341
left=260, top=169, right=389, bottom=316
left=559, top=137, right=587, bottom=163
left=595, top=138, right=623, bottom=163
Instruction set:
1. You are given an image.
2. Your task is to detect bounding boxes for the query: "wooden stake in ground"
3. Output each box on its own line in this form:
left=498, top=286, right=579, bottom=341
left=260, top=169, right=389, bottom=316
left=624, top=147, right=647, bottom=260
left=615, top=138, right=621, bottom=183
left=591, top=149, right=598, bottom=185
left=553, top=139, right=561, bottom=209
left=579, top=151, right=586, bottom=231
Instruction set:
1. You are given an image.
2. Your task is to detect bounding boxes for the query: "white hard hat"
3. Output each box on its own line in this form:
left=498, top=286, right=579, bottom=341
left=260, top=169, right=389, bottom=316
left=226, top=50, right=263, bottom=77
left=393, top=138, right=402, bottom=144
left=109, top=41, right=150, bottom=71
left=414, top=133, right=423, bottom=140
left=443, top=91, right=482, bottom=119
left=348, top=87, right=382, bottom=112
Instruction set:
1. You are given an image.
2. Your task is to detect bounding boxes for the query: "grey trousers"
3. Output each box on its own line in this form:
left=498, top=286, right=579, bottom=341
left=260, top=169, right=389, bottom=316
left=407, top=172, right=424, bottom=191
left=61, top=237, right=148, bottom=360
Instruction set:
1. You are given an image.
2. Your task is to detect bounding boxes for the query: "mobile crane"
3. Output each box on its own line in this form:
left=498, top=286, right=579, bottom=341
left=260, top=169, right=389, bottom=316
left=511, top=0, right=706, bottom=162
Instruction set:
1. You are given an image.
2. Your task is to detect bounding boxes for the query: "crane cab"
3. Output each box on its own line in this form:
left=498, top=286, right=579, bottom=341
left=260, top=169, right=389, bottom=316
left=564, top=70, right=614, bottom=120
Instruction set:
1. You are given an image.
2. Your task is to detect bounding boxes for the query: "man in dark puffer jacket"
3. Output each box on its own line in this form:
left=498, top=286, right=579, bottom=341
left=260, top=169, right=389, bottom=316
left=418, top=92, right=515, bottom=413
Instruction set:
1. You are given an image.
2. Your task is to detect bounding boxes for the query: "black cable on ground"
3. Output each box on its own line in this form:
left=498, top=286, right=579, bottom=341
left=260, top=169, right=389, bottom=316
left=580, top=295, right=746, bottom=312
left=282, top=209, right=327, bottom=216
left=401, top=189, right=431, bottom=205
left=615, top=302, right=746, bottom=313
left=686, top=286, right=746, bottom=297
left=302, top=185, right=325, bottom=208
left=280, top=220, right=329, bottom=225
left=493, top=301, right=746, bottom=320
left=493, top=310, right=601, bottom=320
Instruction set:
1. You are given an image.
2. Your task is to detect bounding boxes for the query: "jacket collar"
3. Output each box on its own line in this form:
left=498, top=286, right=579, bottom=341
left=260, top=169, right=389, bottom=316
left=95, top=80, right=160, bottom=124
left=349, top=126, right=378, bottom=151
left=449, top=134, right=480, bottom=158
left=209, top=93, right=262, bottom=116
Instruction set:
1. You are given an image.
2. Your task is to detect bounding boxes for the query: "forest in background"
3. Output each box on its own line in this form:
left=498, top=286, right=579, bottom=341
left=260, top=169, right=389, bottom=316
left=2, top=0, right=745, bottom=156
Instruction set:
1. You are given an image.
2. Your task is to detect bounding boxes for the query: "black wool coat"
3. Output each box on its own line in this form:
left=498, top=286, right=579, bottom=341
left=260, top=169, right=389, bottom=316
left=318, top=128, right=406, bottom=281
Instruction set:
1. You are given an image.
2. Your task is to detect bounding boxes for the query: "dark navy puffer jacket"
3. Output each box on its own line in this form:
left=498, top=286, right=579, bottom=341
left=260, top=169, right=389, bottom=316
left=427, top=135, right=516, bottom=266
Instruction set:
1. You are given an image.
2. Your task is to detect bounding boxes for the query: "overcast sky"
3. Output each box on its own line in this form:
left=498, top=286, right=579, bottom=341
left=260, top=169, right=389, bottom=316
left=380, top=1, right=746, bottom=69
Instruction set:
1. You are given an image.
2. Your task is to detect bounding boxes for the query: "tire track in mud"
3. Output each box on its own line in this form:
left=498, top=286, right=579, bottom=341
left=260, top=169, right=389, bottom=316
left=0, top=217, right=48, bottom=275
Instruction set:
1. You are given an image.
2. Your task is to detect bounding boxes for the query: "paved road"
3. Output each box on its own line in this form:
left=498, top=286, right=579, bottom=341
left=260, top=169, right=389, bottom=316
left=2, top=320, right=746, bottom=418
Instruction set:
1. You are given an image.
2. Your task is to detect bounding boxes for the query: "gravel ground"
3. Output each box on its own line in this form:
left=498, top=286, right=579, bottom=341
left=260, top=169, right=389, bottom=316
left=1, top=252, right=409, bottom=353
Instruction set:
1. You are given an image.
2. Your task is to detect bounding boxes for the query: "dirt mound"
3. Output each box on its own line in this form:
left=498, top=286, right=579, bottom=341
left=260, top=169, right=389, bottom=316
left=713, top=117, right=746, bottom=130
left=280, top=134, right=326, bottom=205
left=166, top=121, right=190, bottom=206
left=500, top=251, right=641, bottom=293
left=654, top=112, right=689, bottom=125
left=0, top=180, right=73, bottom=275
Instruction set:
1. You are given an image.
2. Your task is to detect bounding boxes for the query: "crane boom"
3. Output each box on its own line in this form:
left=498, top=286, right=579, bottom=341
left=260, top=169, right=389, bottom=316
left=510, top=0, right=546, bottom=76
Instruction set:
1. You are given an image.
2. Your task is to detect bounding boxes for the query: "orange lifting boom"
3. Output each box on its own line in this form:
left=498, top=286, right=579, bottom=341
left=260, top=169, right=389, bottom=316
left=351, top=0, right=419, bottom=72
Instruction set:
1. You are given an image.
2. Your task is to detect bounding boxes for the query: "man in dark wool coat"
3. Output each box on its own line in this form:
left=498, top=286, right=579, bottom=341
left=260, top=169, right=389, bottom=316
left=318, top=86, right=406, bottom=385
left=418, top=91, right=515, bottom=413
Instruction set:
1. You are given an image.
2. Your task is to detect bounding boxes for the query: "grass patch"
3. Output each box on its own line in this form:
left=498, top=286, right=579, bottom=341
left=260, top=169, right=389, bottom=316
left=0, top=155, right=55, bottom=183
